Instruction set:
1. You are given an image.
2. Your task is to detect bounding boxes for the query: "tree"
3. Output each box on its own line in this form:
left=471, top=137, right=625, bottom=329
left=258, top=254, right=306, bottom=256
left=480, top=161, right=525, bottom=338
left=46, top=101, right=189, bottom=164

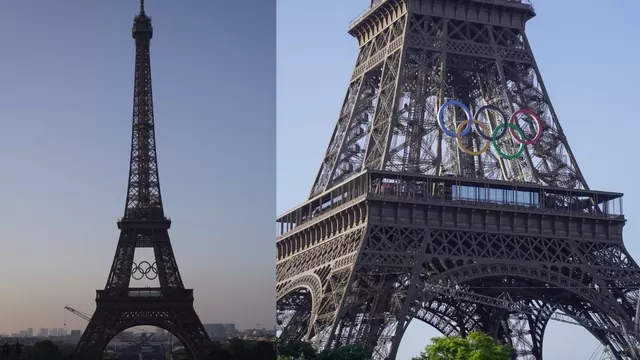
left=207, top=339, right=276, bottom=359
left=276, top=342, right=371, bottom=360
left=253, top=341, right=277, bottom=360
left=412, top=331, right=512, bottom=360
left=317, top=344, right=371, bottom=360
left=277, top=341, right=317, bottom=359
left=22, top=340, right=62, bottom=360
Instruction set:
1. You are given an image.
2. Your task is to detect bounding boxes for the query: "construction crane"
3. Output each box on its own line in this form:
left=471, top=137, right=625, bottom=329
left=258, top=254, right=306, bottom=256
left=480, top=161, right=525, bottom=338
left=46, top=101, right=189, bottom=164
left=63, top=306, right=155, bottom=347
left=423, top=284, right=640, bottom=359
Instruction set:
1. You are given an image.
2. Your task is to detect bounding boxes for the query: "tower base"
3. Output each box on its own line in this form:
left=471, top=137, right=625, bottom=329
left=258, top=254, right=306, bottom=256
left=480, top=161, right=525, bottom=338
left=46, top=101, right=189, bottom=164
left=76, top=288, right=211, bottom=360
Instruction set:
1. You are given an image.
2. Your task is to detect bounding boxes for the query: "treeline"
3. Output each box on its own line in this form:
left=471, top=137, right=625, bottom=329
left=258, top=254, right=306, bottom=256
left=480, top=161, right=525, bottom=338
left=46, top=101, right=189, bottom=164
left=1, top=332, right=513, bottom=359
left=0, top=339, right=276, bottom=360
left=277, top=342, right=371, bottom=360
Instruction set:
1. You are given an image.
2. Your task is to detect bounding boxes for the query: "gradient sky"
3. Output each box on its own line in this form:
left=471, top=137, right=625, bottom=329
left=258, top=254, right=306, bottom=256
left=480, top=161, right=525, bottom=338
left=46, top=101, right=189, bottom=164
left=0, top=1, right=275, bottom=334
left=277, top=0, right=639, bottom=359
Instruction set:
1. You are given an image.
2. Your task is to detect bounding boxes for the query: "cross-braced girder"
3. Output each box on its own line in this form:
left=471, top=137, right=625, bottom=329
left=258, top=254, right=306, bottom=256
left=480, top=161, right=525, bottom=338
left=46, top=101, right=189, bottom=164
left=309, top=0, right=587, bottom=199
left=279, top=0, right=637, bottom=359
left=75, top=294, right=211, bottom=360
left=277, top=171, right=637, bottom=360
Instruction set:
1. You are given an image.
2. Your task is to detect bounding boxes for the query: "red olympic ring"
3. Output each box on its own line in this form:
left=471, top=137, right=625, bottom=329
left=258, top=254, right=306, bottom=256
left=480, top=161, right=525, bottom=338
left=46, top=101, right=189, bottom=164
left=508, top=109, right=543, bottom=145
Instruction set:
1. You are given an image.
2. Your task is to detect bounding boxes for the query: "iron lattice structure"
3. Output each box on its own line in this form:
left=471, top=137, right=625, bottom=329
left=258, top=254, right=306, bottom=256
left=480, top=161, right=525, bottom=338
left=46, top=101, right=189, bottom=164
left=75, top=3, right=211, bottom=359
left=276, top=1, right=640, bottom=359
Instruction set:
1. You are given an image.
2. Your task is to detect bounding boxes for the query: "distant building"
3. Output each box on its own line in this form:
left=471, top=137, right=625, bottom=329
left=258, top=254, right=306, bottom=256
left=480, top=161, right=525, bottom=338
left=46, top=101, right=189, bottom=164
left=239, top=327, right=276, bottom=341
left=203, top=324, right=237, bottom=340
left=38, top=328, right=49, bottom=337
left=70, top=330, right=82, bottom=339
left=26, top=328, right=33, bottom=337
left=222, top=324, right=237, bottom=336
left=58, top=328, right=67, bottom=337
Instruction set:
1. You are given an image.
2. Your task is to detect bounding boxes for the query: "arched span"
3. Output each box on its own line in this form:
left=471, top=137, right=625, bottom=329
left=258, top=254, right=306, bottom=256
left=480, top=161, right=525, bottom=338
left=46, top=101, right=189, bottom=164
left=81, top=321, right=200, bottom=360
left=425, top=262, right=625, bottom=316
left=277, top=274, right=324, bottom=343
left=419, top=262, right=633, bottom=358
left=411, top=298, right=481, bottom=337
left=277, top=274, right=323, bottom=306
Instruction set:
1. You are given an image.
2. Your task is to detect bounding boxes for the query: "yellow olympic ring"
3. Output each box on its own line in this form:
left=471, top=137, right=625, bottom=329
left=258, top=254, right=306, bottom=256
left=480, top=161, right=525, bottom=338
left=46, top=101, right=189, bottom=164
left=455, top=120, right=490, bottom=156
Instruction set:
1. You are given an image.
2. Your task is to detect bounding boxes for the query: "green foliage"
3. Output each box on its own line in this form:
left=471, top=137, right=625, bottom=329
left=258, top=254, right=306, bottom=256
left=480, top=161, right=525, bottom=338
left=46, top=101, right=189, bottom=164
left=206, top=339, right=275, bottom=360
left=20, top=340, right=62, bottom=360
left=13, top=339, right=275, bottom=360
left=276, top=341, right=371, bottom=360
left=316, top=344, right=371, bottom=360
left=411, top=331, right=513, bottom=360
left=277, top=341, right=317, bottom=359
left=207, top=341, right=233, bottom=360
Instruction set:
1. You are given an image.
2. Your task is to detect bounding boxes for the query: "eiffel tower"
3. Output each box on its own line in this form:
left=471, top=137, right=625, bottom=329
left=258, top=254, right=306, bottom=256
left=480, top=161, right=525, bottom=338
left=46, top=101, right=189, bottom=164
left=75, top=2, right=211, bottom=359
left=276, top=1, right=640, bottom=359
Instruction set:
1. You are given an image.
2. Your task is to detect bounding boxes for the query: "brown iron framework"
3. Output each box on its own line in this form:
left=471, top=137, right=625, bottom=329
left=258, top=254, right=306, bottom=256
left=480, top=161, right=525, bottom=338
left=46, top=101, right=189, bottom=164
left=276, top=1, right=640, bottom=359
left=75, top=2, right=211, bottom=359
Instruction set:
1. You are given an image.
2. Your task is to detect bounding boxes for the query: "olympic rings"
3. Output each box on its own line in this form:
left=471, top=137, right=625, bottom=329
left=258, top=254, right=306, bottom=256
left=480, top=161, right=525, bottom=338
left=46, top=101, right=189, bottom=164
left=437, top=100, right=543, bottom=159
left=131, top=261, right=158, bottom=280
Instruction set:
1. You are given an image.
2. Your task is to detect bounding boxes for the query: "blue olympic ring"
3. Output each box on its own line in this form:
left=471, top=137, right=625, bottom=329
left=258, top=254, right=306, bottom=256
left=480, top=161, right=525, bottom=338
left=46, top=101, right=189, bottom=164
left=437, top=100, right=473, bottom=137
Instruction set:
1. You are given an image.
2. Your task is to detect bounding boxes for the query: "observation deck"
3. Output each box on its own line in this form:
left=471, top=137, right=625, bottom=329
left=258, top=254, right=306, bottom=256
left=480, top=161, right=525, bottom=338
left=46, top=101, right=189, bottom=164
left=276, top=170, right=625, bottom=259
left=349, top=0, right=536, bottom=40
left=96, top=288, right=195, bottom=302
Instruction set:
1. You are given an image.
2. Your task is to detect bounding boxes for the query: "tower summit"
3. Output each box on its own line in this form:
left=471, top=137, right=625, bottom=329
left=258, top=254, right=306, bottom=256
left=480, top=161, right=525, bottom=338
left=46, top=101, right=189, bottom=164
left=74, top=3, right=212, bottom=359
left=133, top=0, right=152, bottom=41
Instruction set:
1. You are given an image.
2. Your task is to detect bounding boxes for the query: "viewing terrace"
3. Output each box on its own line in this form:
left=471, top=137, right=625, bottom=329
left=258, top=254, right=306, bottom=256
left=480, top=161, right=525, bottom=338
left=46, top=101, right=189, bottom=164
left=277, top=170, right=624, bottom=237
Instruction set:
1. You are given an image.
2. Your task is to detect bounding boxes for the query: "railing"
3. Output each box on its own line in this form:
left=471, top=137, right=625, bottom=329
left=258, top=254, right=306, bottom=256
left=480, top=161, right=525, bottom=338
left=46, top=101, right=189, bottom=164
left=349, top=0, right=534, bottom=29
left=128, top=289, right=162, bottom=298
left=277, top=170, right=624, bottom=238
left=96, top=288, right=193, bottom=300
left=481, top=0, right=535, bottom=11
left=117, top=216, right=171, bottom=222
left=349, top=0, right=387, bottom=29
left=367, top=175, right=623, bottom=219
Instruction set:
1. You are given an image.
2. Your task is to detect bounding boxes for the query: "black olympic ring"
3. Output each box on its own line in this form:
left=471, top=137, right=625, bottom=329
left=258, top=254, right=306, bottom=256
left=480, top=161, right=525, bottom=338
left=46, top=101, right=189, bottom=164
left=131, top=261, right=158, bottom=280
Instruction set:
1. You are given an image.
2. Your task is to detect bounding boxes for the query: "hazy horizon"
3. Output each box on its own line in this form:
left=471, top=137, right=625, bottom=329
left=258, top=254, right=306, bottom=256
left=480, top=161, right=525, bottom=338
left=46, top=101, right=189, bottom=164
left=0, top=1, right=275, bottom=334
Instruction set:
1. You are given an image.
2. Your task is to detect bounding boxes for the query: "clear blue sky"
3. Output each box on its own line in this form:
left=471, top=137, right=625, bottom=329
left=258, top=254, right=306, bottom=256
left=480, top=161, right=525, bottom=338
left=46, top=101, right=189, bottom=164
left=0, top=1, right=275, bottom=333
left=277, top=0, right=639, bottom=359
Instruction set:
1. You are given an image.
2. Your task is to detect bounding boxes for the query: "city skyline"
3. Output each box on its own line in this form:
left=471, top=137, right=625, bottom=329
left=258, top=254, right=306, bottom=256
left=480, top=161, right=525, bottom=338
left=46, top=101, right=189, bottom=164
left=0, top=0, right=275, bottom=335
left=0, top=322, right=260, bottom=337
left=276, top=0, right=640, bottom=359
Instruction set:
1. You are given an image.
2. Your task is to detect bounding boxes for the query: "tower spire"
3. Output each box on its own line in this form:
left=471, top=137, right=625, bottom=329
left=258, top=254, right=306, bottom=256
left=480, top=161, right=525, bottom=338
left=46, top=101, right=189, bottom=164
left=128, top=0, right=157, bottom=218
left=133, top=0, right=152, bottom=41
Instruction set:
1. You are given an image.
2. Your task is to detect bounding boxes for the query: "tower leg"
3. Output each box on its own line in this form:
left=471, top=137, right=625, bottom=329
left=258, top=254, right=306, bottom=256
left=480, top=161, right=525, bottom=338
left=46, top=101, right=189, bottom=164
left=76, top=299, right=211, bottom=360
